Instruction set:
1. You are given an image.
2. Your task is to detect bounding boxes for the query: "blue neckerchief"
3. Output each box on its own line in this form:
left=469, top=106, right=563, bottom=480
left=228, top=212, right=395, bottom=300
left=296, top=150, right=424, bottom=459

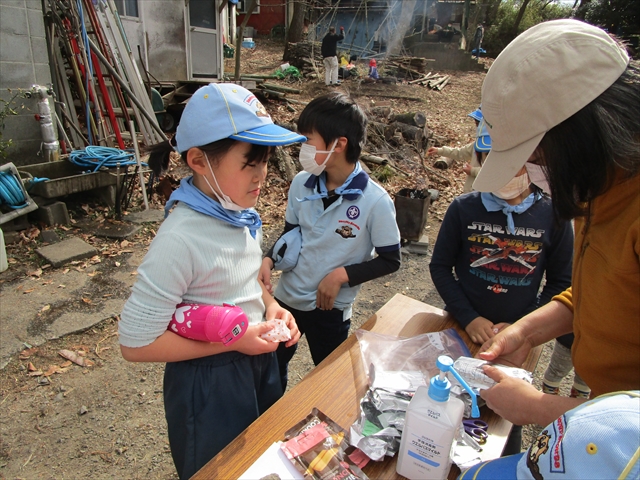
left=298, top=163, right=367, bottom=202
left=165, top=176, right=262, bottom=239
left=481, top=191, right=541, bottom=235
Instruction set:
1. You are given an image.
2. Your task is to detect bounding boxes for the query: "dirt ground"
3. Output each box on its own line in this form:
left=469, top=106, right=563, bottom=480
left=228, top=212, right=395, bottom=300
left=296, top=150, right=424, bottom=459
left=0, top=39, right=571, bottom=479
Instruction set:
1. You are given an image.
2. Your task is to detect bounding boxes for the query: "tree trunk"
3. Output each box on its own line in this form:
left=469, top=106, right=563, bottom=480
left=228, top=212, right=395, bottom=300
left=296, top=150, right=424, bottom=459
left=283, top=0, right=307, bottom=60
left=513, top=0, right=531, bottom=35
left=234, top=0, right=258, bottom=82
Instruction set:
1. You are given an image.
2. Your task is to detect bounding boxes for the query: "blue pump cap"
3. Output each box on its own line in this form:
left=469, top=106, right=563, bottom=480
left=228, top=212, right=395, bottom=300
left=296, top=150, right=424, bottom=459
left=430, top=355, right=481, bottom=417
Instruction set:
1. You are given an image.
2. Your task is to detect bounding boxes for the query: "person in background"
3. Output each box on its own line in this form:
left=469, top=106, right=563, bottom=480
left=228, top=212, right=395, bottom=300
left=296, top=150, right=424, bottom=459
left=368, top=58, right=379, bottom=81
left=473, top=23, right=485, bottom=58
left=427, top=107, right=484, bottom=193
left=118, top=83, right=304, bottom=479
left=472, top=19, right=639, bottom=428
left=321, top=26, right=345, bottom=86
left=260, top=92, right=402, bottom=392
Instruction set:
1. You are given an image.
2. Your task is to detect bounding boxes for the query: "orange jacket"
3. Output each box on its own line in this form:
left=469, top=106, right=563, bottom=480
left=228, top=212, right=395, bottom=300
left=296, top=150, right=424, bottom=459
left=553, top=172, right=640, bottom=397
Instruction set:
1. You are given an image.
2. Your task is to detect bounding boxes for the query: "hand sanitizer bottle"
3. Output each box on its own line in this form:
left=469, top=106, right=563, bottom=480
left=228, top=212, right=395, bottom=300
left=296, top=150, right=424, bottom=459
left=396, top=355, right=480, bottom=480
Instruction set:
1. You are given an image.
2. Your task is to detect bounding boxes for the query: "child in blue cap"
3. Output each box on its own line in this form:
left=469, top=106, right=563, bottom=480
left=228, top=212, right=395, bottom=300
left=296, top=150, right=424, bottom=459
left=429, top=128, right=575, bottom=454
left=427, top=107, right=484, bottom=193
left=260, top=91, right=402, bottom=391
left=118, top=83, right=304, bottom=479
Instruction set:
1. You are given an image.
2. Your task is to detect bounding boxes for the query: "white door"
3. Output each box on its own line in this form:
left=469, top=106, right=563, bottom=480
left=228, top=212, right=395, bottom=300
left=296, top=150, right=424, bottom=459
left=188, top=0, right=221, bottom=79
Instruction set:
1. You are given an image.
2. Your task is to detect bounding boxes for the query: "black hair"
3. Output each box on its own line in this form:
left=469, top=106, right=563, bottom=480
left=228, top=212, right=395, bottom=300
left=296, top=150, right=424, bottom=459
left=297, top=92, right=367, bottom=163
left=536, top=61, right=640, bottom=220
left=146, top=138, right=272, bottom=177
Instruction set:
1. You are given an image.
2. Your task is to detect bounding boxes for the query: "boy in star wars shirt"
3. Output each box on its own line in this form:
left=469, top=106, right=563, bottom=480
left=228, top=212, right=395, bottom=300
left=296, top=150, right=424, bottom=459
left=260, top=92, right=401, bottom=391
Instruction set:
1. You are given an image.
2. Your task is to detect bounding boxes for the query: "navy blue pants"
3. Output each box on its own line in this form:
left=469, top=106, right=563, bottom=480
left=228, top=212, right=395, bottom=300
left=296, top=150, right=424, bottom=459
left=275, top=299, right=350, bottom=391
left=164, top=350, right=282, bottom=479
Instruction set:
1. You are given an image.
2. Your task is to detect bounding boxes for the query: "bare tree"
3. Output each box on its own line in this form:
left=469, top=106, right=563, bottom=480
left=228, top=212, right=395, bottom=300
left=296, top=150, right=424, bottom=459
left=284, top=0, right=308, bottom=60
left=513, top=0, right=532, bottom=35
left=234, top=0, right=259, bottom=81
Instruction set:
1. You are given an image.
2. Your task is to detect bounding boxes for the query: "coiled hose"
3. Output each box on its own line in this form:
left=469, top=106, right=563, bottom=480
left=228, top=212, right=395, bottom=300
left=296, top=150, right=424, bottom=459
left=0, top=170, right=27, bottom=209
left=68, top=146, right=139, bottom=172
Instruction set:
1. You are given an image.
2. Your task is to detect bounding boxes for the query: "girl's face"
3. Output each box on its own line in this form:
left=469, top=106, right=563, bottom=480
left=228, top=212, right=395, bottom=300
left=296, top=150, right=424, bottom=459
left=204, top=142, right=268, bottom=209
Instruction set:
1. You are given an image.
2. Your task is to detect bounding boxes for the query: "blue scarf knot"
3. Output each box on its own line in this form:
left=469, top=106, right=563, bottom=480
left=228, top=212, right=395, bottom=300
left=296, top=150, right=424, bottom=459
left=297, top=162, right=365, bottom=202
left=165, top=176, right=262, bottom=239
left=481, top=192, right=541, bottom=235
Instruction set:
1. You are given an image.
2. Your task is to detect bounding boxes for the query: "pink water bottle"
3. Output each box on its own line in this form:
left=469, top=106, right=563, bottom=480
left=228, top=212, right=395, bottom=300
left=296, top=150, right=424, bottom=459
left=168, top=303, right=248, bottom=345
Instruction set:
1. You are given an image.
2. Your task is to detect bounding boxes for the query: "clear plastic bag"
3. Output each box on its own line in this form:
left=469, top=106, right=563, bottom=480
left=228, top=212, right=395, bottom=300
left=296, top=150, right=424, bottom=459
left=350, top=329, right=471, bottom=460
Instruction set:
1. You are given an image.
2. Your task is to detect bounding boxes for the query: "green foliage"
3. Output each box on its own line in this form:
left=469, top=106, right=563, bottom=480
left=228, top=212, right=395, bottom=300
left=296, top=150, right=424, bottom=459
left=275, top=66, right=302, bottom=80
left=579, top=0, right=640, bottom=39
left=0, top=90, right=27, bottom=159
left=483, top=0, right=573, bottom=55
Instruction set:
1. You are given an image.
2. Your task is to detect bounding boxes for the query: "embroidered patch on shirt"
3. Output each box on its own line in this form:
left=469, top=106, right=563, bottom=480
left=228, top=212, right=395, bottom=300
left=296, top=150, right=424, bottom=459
left=335, top=225, right=357, bottom=238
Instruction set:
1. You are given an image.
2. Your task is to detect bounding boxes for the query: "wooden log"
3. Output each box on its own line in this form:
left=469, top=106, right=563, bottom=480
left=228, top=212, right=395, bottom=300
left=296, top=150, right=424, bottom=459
left=260, top=83, right=301, bottom=94
left=391, top=112, right=426, bottom=128
left=435, top=76, right=451, bottom=91
left=261, top=89, right=286, bottom=99
left=360, top=154, right=388, bottom=165
left=367, top=106, right=393, bottom=119
left=395, top=122, right=424, bottom=144
left=368, top=121, right=388, bottom=138
left=434, top=156, right=453, bottom=169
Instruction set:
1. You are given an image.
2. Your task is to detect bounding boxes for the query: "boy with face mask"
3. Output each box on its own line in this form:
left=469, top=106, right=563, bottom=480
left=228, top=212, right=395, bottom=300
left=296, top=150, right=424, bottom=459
left=260, top=92, right=402, bottom=392
left=428, top=135, right=580, bottom=453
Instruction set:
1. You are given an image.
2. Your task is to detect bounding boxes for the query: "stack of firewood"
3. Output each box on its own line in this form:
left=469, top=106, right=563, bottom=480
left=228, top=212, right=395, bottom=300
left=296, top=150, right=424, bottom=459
left=407, top=73, right=451, bottom=91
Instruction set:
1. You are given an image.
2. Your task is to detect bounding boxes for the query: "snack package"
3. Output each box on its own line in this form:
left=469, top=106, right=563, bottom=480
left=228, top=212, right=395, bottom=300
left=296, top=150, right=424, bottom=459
left=281, top=408, right=369, bottom=480
left=260, top=319, right=292, bottom=342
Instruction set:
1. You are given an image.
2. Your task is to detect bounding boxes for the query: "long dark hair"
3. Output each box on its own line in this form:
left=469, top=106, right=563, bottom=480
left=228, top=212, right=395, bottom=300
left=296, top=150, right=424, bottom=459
left=146, top=138, right=272, bottom=177
left=537, top=62, right=640, bottom=220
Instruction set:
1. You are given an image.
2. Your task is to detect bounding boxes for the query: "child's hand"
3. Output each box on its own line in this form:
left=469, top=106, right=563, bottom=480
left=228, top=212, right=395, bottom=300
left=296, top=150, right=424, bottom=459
left=465, top=316, right=498, bottom=344
left=233, top=324, right=280, bottom=355
left=463, top=162, right=472, bottom=174
left=317, top=267, right=348, bottom=310
left=426, top=146, right=439, bottom=156
left=259, top=257, right=274, bottom=294
left=265, top=303, right=301, bottom=348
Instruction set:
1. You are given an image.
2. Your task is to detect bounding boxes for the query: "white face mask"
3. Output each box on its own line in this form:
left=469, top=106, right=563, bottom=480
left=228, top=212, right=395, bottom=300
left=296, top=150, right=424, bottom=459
left=494, top=171, right=531, bottom=200
left=525, top=163, right=550, bottom=195
left=299, top=139, right=338, bottom=176
left=201, top=152, right=246, bottom=211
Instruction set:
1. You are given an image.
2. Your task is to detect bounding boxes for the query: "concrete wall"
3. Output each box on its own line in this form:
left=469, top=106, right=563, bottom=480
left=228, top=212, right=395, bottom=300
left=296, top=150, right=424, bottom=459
left=0, top=0, right=54, bottom=166
left=118, top=1, right=189, bottom=83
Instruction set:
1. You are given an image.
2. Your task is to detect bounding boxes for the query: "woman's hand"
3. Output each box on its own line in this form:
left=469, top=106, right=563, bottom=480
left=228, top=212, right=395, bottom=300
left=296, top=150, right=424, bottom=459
left=477, top=323, right=532, bottom=368
left=259, top=257, right=274, bottom=294
left=463, top=162, right=472, bottom=175
left=426, top=146, right=439, bottom=156
left=465, top=316, right=496, bottom=344
left=317, top=267, right=348, bottom=310
left=479, top=365, right=544, bottom=425
left=480, top=365, right=587, bottom=426
left=265, top=302, right=301, bottom=348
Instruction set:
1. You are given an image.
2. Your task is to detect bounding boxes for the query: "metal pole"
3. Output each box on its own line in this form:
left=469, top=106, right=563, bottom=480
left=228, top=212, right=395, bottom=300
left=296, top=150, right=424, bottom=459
left=129, top=120, right=149, bottom=210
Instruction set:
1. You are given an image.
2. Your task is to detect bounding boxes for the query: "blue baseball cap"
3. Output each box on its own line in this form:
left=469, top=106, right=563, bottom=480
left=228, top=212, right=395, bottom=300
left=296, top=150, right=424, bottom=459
left=474, top=120, right=491, bottom=152
left=458, top=391, right=640, bottom=480
left=175, top=83, right=306, bottom=152
left=467, top=108, right=483, bottom=122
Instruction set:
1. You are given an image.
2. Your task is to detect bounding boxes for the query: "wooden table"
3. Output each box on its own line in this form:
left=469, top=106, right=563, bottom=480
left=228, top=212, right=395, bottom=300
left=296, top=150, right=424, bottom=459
left=193, top=294, right=541, bottom=479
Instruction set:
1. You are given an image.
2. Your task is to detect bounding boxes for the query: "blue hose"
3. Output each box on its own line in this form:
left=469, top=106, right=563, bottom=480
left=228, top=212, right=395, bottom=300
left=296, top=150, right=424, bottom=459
left=0, top=170, right=27, bottom=209
left=68, top=146, right=141, bottom=172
